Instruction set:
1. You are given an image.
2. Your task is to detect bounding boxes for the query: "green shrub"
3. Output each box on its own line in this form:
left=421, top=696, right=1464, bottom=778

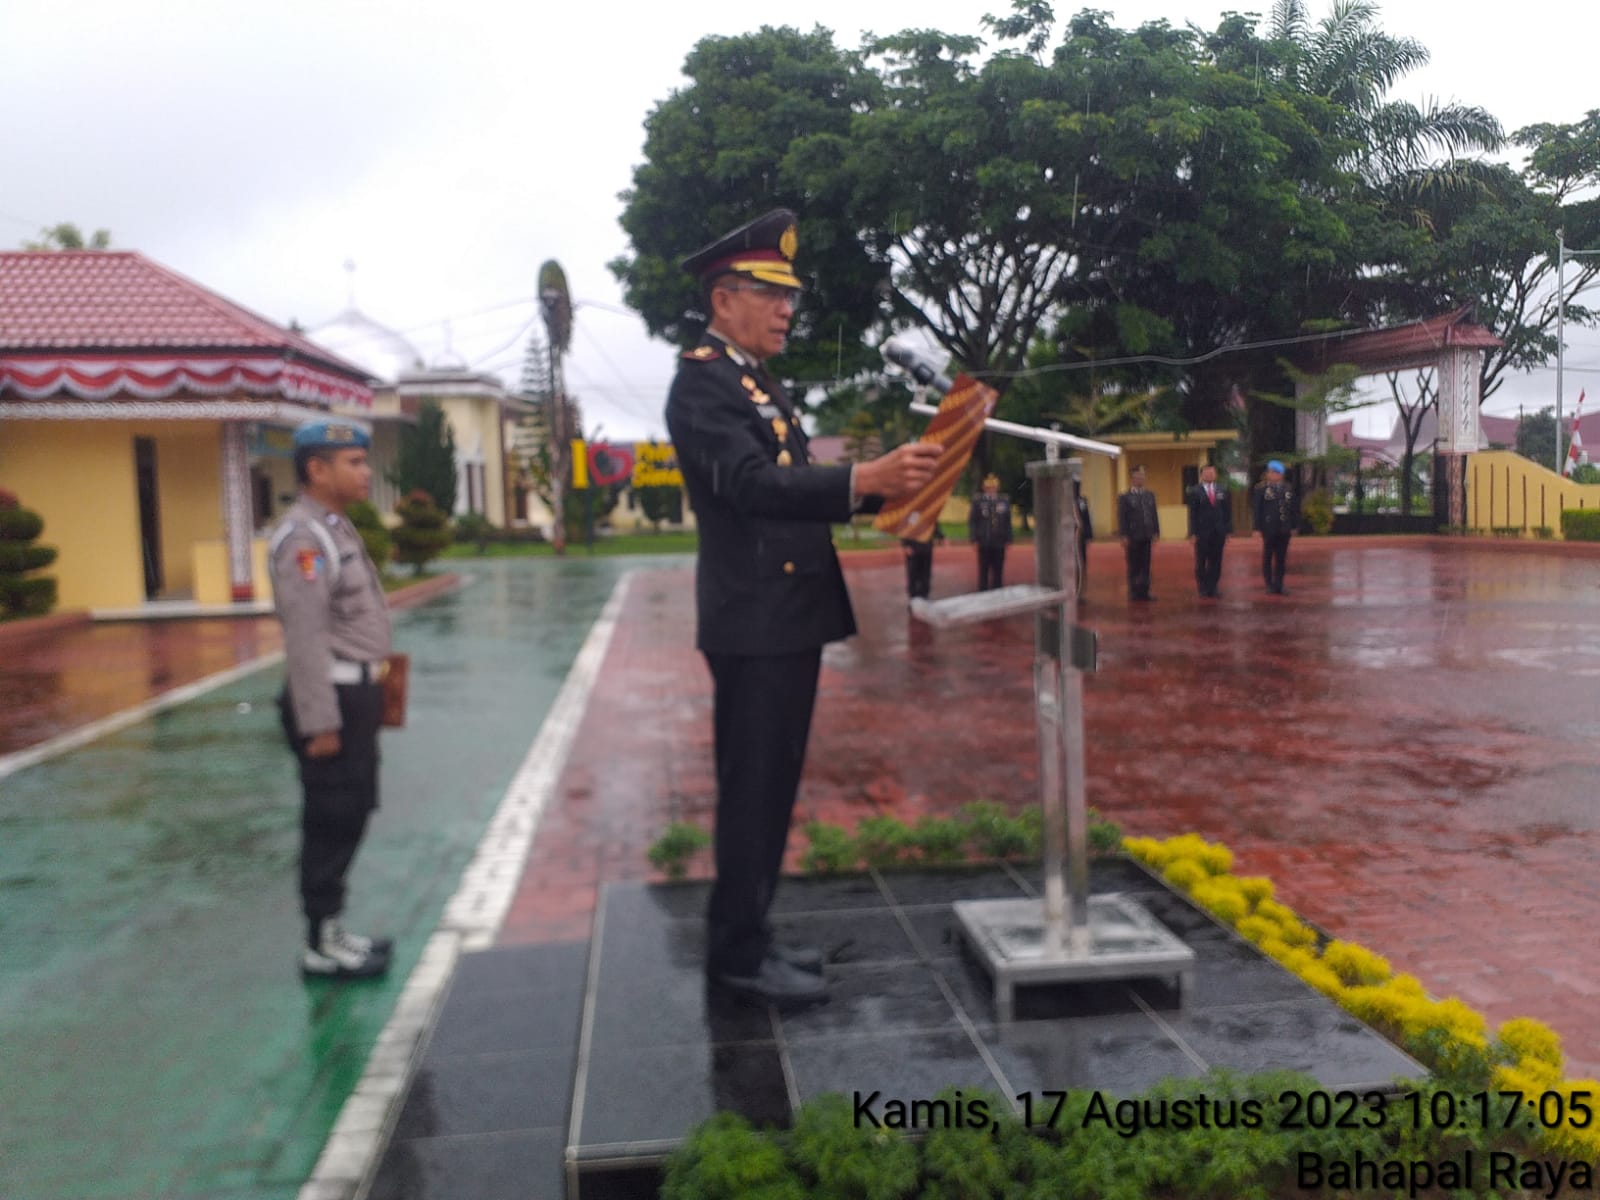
left=1301, top=489, right=1334, bottom=535
left=958, top=801, right=1031, bottom=860
left=1562, top=509, right=1600, bottom=541
left=800, top=821, right=858, bottom=874
left=391, top=489, right=453, bottom=574
left=0, top=495, right=57, bottom=620
left=1535, top=525, right=1556, bottom=539
left=910, top=815, right=969, bottom=864
left=0, top=543, right=57, bottom=573
left=346, top=500, right=392, bottom=570
left=1490, top=525, right=1522, bottom=537
left=855, top=816, right=914, bottom=867
left=660, top=1112, right=804, bottom=1200
left=0, top=508, right=44, bottom=541
left=454, top=511, right=494, bottom=555
left=646, top=822, right=712, bottom=880
left=789, top=1093, right=918, bottom=1198
left=1087, top=807, right=1124, bottom=854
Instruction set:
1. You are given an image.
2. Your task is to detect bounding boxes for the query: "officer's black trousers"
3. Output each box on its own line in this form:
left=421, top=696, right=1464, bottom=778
left=903, top=541, right=933, bottom=599
left=1261, top=532, right=1292, bottom=591
left=1124, top=538, right=1153, bottom=599
left=280, top=682, right=383, bottom=923
left=703, top=647, right=822, bottom=976
left=976, top=545, right=1007, bottom=591
left=1193, top=532, right=1226, bottom=595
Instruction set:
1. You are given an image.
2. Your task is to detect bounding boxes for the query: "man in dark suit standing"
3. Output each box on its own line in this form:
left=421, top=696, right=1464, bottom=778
left=665, top=208, right=941, bottom=1010
left=1186, top=463, right=1231, bottom=598
left=1116, top=465, right=1160, bottom=601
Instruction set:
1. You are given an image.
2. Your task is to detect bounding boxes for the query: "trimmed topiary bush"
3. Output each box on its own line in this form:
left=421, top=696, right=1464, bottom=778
left=346, top=499, right=391, bottom=572
left=391, top=489, right=453, bottom=575
left=0, top=489, right=58, bottom=619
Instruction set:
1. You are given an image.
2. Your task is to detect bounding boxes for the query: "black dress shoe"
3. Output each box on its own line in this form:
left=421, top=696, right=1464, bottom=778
left=710, top=955, right=828, bottom=1011
left=770, top=942, right=824, bottom=974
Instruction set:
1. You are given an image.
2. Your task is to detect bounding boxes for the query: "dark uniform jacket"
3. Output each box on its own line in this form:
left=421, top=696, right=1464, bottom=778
left=1252, top=481, right=1301, bottom=535
left=1117, top=488, right=1160, bottom=540
left=968, top=493, right=1013, bottom=549
left=1186, top=481, right=1232, bottom=539
left=666, top=331, right=876, bottom=657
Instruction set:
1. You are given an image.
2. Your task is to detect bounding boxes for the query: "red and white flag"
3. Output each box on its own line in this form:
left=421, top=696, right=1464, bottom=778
left=1567, top=391, right=1586, bottom=476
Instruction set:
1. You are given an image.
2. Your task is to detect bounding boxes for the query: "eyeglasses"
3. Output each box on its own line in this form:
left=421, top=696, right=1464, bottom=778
left=717, top=282, right=800, bottom=306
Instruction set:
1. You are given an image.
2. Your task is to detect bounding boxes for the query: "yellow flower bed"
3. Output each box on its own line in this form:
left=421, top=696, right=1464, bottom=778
left=1124, top=832, right=1579, bottom=1158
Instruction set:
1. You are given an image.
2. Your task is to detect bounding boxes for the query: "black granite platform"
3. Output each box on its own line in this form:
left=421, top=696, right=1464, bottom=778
left=564, top=860, right=1424, bottom=1198
left=368, top=941, right=588, bottom=1200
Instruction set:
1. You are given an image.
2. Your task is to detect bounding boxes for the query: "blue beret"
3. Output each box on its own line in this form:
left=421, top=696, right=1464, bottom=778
left=294, top=418, right=371, bottom=451
left=1267, top=459, right=1285, bottom=473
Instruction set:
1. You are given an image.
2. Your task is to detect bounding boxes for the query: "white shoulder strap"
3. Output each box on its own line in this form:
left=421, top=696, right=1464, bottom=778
left=269, top=518, right=342, bottom=584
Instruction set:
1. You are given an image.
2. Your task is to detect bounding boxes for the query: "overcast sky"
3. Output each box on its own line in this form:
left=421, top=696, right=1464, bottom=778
left=4, top=0, right=1597, bottom=442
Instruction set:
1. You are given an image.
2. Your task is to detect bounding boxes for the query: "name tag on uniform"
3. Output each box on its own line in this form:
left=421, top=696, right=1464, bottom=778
left=757, top=404, right=779, bottom=417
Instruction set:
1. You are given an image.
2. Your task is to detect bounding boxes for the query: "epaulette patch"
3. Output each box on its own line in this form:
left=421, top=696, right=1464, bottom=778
left=682, top=345, right=721, bottom=361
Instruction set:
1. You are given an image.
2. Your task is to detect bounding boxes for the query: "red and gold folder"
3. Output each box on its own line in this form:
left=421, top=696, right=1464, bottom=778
left=873, top=374, right=998, bottom=542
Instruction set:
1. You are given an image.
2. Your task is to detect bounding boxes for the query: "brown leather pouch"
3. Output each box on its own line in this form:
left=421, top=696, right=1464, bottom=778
left=380, top=653, right=410, bottom=727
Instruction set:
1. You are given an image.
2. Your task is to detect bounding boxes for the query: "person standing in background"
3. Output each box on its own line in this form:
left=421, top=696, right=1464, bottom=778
left=1117, top=465, right=1160, bottom=601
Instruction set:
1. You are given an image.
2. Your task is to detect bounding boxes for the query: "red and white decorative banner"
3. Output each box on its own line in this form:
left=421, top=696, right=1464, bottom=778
left=0, top=355, right=372, bottom=408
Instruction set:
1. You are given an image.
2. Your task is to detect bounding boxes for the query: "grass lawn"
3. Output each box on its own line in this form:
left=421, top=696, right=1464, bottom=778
left=436, top=520, right=1033, bottom=560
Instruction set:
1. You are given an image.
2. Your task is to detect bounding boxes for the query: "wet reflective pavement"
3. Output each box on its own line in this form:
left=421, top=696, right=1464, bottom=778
left=15, top=536, right=1600, bottom=1198
left=505, top=537, right=1600, bottom=1077
left=0, top=558, right=661, bottom=1200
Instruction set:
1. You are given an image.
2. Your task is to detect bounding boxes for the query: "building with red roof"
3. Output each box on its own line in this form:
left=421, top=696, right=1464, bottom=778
left=0, top=250, right=373, bottom=610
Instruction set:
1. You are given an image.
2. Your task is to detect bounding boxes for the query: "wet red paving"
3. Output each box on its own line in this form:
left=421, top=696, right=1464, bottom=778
left=0, top=575, right=456, bottom=760
left=0, top=616, right=283, bottom=756
left=502, top=536, right=1600, bottom=1076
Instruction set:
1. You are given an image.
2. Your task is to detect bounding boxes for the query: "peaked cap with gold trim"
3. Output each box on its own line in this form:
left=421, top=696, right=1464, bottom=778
left=681, top=208, right=802, bottom=290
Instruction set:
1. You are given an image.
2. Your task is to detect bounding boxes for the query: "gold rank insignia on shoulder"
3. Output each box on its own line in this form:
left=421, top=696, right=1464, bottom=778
left=682, top=345, right=720, bottom=361
left=772, top=417, right=789, bottom=440
left=777, top=449, right=793, bottom=466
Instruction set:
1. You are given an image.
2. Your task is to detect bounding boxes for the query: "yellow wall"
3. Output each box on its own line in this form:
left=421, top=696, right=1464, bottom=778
left=1468, top=450, right=1600, bottom=534
left=0, top=421, right=146, bottom=609
left=0, top=419, right=231, bottom=608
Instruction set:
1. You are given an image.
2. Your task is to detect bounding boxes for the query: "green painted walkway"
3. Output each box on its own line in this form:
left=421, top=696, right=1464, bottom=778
left=0, top=557, right=672, bottom=1200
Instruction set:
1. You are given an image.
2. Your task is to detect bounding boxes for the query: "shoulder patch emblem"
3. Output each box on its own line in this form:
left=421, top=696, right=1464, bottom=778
left=296, top=548, right=325, bottom=582
left=682, top=345, right=720, bottom=361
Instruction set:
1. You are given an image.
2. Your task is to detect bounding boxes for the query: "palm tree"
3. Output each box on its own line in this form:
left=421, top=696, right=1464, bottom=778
left=1267, top=0, right=1502, bottom=216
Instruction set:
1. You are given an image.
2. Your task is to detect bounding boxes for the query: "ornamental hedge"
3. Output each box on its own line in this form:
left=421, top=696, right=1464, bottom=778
left=0, top=488, right=58, bottom=619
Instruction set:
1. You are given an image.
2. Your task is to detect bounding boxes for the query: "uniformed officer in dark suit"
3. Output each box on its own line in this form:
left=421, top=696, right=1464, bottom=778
left=1252, top=459, right=1301, bottom=594
left=1117, top=465, right=1160, bottom=600
left=665, top=208, right=941, bottom=1010
left=968, top=474, right=1013, bottom=590
left=270, top=419, right=394, bottom=980
left=1186, top=463, right=1231, bottom=598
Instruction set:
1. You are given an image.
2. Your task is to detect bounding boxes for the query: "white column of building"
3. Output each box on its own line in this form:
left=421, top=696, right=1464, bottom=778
left=221, top=422, right=255, bottom=601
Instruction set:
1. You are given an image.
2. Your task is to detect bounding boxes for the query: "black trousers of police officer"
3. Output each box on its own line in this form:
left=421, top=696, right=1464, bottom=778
left=902, top=539, right=933, bottom=600
left=1261, top=532, right=1292, bottom=592
left=279, top=682, right=383, bottom=927
left=703, top=647, right=822, bottom=977
left=976, top=544, right=1007, bottom=591
left=1124, top=538, right=1154, bottom=599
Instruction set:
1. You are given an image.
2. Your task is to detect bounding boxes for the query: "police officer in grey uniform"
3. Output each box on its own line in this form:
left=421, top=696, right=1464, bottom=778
left=270, top=419, right=394, bottom=979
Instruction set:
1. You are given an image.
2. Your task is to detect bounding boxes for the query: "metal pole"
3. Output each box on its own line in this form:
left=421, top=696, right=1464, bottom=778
left=1558, top=231, right=1567, bottom=474
left=1027, top=457, right=1090, bottom=956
